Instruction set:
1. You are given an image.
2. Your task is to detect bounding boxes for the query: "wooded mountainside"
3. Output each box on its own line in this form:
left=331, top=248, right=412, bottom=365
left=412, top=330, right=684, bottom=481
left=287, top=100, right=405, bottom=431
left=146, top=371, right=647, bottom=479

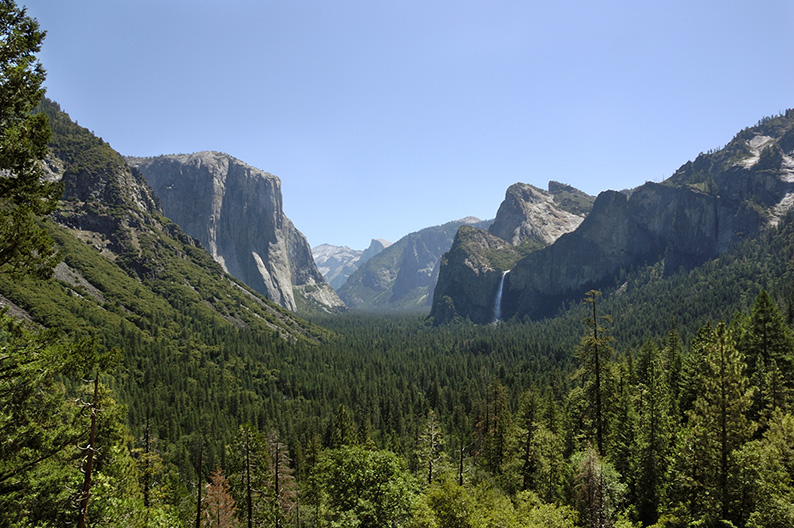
left=2, top=3, right=794, bottom=526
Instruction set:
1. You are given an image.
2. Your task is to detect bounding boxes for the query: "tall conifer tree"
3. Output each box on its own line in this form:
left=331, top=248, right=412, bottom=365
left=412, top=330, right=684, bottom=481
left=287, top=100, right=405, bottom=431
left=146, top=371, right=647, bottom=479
left=576, top=290, right=614, bottom=456
left=0, top=0, right=61, bottom=278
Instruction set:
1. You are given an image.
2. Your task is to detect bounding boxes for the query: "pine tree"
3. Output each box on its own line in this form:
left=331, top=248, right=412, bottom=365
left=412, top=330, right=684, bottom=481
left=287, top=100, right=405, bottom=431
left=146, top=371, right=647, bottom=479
left=518, top=389, right=539, bottom=492
left=679, top=323, right=755, bottom=524
left=737, top=290, right=794, bottom=428
left=631, top=338, right=672, bottom=525
left=736, top=410, right=794, bottom=527
left=267, top=430, right=297, bottom=527
left=228, top=424, right=269, bottom=528
left=662, top=319, right=683, bottom=413
left=608, top=359, right=634, bottom=484
left=328, top=404, right=357, bottom=448
left=417, top=409, right=445, bottom=485
left=478, top=377, right=513, bottom=475
left=0, top=0, right=62, bottom=278
left=574, top=444, right=625, bottom=528
left=77, top=376, right=100, bottom=528
left=576, top=290, right=614, bottom=456
left=737, top=290, right=794, bottom=379
left=203, top=467, right=239, bottom=528
left=678, top=322, right=712, bottom=418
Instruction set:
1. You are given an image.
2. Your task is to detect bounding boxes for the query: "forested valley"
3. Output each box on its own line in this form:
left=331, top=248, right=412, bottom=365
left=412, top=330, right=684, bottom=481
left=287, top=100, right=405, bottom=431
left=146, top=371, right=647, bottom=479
left=3, top=1, right=794, bottom=527
left=5, top=211, right=794, bottom=527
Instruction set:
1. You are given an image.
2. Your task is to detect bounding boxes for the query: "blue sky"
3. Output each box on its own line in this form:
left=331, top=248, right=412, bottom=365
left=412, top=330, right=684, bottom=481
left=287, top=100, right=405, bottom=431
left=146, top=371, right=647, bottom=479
left=23, top=1, right=794, bottom=250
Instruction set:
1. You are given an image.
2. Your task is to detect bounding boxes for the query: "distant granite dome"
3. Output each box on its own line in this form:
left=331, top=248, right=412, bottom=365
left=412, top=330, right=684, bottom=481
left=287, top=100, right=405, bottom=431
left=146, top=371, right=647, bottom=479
left=128, top=152, right=345, bottom=314
left=360, top=239, right=392, bottom=264
left=312, top=239, right=392, bottom=291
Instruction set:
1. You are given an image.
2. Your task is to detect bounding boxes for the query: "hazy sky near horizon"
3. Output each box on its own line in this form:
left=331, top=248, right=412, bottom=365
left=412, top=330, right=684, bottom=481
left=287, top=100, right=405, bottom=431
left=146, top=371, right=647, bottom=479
left=23, top=1, right=794, bottom=249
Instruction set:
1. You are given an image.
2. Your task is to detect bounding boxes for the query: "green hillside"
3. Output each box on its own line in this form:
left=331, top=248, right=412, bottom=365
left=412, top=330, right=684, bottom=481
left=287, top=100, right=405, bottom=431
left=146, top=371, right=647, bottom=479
left=4, top=100, right=328, bottom=470
left=3, top=54, right=794, bottom=528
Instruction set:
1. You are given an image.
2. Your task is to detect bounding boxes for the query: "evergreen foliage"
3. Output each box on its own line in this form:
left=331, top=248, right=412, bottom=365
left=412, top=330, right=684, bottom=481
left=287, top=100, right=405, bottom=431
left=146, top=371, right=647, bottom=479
left=5, top=185, right=794, bottom=527
left=0, top=0, right=62, bottom=278
left=2, top=5, right=794, bottom=521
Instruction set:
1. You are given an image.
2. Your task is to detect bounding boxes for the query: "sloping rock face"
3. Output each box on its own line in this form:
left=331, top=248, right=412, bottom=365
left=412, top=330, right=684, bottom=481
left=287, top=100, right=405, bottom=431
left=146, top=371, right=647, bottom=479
left=312, top=244, right=363, bottom=290
left=431, top=182, right=593, bottom=324
left=128, top=152, right=345, bottom=313
left=312, top=239, right=391, bottom=290
left=41, top=100, right=165, bottom=272
left=499, top=111, right=794, bottom=321
left=338, top=218, right=490, bottom=311
left=360, top=239, right=391, bottom=264
left=431, top=226, right=520, bottom=324
left=33, top=99, right=319, bottom=341
left=488, top=182, right=592, bottom=244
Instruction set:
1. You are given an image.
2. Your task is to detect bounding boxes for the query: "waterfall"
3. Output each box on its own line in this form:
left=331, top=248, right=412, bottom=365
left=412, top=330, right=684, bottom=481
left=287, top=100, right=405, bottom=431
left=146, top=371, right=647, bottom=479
left=493, top=270, right=510, bottom=323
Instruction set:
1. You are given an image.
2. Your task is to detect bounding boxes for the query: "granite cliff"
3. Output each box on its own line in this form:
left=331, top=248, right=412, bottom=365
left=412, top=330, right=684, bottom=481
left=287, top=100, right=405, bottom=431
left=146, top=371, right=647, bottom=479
left=127, top=153, right=345, bottom=314
left=338, top=217, right=490, bottom=312
left=312, top=239, right=391, bottom=290
left=432, top=182, right=594, bottom=323
left=16, top=99, right=319, bottom=341
left=432, top=110, right=794, bottom=323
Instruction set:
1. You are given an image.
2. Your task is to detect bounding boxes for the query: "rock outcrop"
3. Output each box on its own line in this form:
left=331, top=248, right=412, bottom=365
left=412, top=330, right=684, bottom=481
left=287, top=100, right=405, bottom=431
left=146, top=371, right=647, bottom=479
left=431, top=226, right=522, bottom=324
left=128, top=152, right=345, bottom=314
left=489, top=182, right=591, bottom=245
left=431, top=182, right=593, bottom=324
left=313, top=239, right=391, bottom=290
left=338, top=217, right=490, bottom=311
left=433, top=110, right=794, bottom=323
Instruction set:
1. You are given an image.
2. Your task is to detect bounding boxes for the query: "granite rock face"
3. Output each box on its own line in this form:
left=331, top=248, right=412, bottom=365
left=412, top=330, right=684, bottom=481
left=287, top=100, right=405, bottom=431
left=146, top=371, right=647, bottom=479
left=502, top=115, right=794, bottom=321
left=338, top=217, right=491, bottom=312
left=312, top=239, right=391, bottom=290
left=431, top=226, right=519, bottom=324
left=433, top=111, right=794, bottom=323
left=502, top=183, right=761, bottom=320
left=128, top=152, right=345, bottom=313
left=488, top=182, right=591, bottom=245
left=431, top=182, right=593, bottom=324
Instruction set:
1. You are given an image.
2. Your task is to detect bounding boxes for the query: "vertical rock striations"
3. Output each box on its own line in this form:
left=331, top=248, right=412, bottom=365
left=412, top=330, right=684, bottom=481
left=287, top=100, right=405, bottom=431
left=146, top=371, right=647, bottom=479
left=502, top=113, right=794, bottom=321
left=128, top=152, right=345, bottom=314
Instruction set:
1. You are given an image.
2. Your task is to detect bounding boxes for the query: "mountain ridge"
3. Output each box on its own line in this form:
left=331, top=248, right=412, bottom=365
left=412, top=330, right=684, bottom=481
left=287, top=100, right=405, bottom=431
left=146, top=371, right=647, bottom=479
left=313, top=238, right=392, bottom=290
left=337, top=217, right=491, bottom=311
left=431, top=109, right=794, bottom=324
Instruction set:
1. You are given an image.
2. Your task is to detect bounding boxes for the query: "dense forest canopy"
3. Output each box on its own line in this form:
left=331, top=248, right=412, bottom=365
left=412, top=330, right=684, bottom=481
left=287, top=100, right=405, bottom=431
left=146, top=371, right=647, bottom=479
left=5, top=209, right=794, bottom=526
left=2, top=1, right=794, bottom=526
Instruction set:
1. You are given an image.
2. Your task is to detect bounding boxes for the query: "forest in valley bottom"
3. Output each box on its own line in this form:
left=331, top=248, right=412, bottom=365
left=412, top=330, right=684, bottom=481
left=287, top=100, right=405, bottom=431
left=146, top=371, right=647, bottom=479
left=5, top=215, right=794, bottom=528
left=3, top=281, right=794, bottom=528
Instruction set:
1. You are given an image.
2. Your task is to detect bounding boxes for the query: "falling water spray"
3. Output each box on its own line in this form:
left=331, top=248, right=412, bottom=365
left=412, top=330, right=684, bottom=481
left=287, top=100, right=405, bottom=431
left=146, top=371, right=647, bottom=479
left=493, top=270, right=510, bottom=323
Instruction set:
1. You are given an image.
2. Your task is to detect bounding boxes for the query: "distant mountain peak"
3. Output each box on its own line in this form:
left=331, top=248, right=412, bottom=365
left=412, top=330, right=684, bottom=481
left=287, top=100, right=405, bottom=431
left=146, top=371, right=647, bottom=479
left=488, top=182, right=594, bottom=245
left=311, top=239, right=393, bottom=291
